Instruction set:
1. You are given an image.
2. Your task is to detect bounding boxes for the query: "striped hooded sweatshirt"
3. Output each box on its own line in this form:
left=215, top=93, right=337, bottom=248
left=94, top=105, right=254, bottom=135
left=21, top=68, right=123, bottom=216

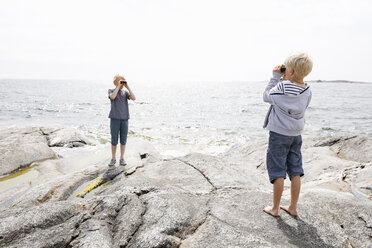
left=263, top=72, right=312, bottom=136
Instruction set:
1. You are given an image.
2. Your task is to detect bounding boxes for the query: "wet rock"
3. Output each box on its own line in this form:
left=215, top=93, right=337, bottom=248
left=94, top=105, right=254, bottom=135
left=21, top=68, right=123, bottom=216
left=0, top=126, right=93, bottom=176
left=6, top=165, right=106, bottom=208
left=0, top=127, right=55, bottom=176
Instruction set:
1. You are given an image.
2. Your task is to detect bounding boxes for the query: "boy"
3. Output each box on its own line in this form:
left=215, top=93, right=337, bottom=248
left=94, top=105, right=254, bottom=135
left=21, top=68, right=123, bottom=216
left=262, top=52, right=313, bottom=217
left=108, top=74, right=136, bottom=167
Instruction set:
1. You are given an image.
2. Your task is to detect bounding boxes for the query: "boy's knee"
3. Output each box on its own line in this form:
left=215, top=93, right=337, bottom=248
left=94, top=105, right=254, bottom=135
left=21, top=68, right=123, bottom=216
left=289, top=174, right=303, bottom=181
left=270, top=176, right=285, bottom=184
left=119, top=132, right=128, bottom=145
left=111, top=132, right=119, bottom=146
left=119, top=137, right=127, bottom=145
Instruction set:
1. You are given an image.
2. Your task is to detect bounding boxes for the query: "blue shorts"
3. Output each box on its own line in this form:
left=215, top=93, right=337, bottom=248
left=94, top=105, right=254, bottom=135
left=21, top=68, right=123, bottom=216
left=266, top=131, right=304, bottom=184
left=110, top=119, right=128, bottom=146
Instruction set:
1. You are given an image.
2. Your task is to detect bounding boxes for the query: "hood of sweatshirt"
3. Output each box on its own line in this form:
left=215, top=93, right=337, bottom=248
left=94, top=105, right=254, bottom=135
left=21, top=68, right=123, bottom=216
left=266, top=86, right=312, bottom=135
left=272, top=87, right=311, bottom=120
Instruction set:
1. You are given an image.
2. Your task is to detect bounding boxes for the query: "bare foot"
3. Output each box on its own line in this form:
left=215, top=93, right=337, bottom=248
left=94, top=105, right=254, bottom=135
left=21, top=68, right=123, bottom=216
left=280, top=206, right=298, bottom=217
left=263, top=206, right=279, bottom=217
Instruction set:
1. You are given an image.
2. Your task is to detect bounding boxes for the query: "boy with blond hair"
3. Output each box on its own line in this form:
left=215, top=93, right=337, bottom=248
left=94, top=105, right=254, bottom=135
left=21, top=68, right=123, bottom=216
left=108, top=74, right=136, bottom=167
left=263, top=52, right=313, bottom=217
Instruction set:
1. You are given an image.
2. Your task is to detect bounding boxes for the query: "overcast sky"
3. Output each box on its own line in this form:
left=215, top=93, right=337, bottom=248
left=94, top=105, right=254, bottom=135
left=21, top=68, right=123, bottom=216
left=1, top=0, right=371, bottom=82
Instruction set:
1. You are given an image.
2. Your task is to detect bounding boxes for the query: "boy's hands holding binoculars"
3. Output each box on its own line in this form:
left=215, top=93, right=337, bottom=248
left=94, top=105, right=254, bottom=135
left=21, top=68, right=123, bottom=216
left=119, top=80, right=129, bottom=89
left=273, top=64, right=286, bottom=74
left=120, top=79, right=136, bottom=100
left=116, top=79, right=128, bottom=90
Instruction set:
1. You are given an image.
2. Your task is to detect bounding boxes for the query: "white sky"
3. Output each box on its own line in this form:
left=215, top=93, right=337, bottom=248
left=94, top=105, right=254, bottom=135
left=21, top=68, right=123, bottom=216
left=1, top=0, right=372, bottom=82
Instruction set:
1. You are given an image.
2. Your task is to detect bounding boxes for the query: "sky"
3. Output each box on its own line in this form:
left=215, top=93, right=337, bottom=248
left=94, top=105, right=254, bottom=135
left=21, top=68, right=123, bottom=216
left=1, top=0, right=372, bottom=83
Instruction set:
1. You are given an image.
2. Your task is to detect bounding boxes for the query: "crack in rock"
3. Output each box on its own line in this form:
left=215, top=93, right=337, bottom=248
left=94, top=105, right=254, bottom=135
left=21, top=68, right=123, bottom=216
left=124, top=154, right=159, bottom=178
left=256, top=161, right=264, bottom=168
left=175, top=213, right=210, bottom=242
left=37, top=184, right=64, bottom=204
left=125, top=153, right=161, bottom=176
left=358, top=212, right=372, bottom=229
left=208, top=213, right=252, bottom=234
left=121, top=198, right=148, bottom=248
left=0, top=202, right=94, bottom=247
left=175, top=194, right=213, bottom=246
left=65, top=212, right=94, bottom=248
left=176, top=159, right=217, bottom=191
left=110, top=198, right=130, bottom=242
left=314, top=136, right=358, bottom=147
left=125, top=164, right=146, bottom=177
left=66, top=197, right=128, bottom=248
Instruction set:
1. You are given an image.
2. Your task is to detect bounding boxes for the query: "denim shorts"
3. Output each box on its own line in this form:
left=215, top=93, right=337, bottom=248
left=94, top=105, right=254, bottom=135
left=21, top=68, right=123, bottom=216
left=110, top=119, right=128, bottom=146
left=266, top=131, right=304, bottom=184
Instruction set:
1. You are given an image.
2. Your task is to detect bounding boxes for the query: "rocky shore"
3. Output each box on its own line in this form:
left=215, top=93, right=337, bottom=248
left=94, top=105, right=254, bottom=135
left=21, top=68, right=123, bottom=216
left=0, top=126, right=93, bottom=177
left=0, top=127, right=371, bottom=248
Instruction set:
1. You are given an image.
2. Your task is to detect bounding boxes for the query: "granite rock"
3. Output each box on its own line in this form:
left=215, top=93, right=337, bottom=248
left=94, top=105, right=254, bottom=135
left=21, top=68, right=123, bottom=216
left=0, top=135, right=371, bottom=248
left=0, top=126, right=93, bottom=176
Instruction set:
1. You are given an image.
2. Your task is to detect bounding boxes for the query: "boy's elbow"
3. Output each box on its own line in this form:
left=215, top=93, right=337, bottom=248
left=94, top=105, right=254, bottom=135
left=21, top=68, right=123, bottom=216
left=263, top=94, right=272, bottom=104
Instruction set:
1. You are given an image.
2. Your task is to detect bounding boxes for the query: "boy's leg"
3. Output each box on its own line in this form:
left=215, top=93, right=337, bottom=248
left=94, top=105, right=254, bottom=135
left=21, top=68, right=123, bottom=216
left=264, top=177, right=284, bottom=216
left=264, top=131, right=291, bottom=217
left=281, top=135, right=303, bottom=216
left=281, top=175, right=300, bottom=216
left=110, top=119, right=120, bottom=160
left=111, top=145, right=117, bottom=160
left=119, top=120, right=128, bottom=160
left=120, top=145, right=126, bottom=160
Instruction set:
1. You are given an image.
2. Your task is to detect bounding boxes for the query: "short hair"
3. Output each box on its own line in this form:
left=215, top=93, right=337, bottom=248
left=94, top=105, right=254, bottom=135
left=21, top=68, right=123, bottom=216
left=284, top=52, right=313, bottom=79
left=113, top=74, right=125, bottom=84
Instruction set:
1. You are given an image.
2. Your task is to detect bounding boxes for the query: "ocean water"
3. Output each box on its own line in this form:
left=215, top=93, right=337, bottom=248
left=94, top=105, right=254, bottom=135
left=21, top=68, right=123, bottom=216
left=0, top=79, right=371, bottom=155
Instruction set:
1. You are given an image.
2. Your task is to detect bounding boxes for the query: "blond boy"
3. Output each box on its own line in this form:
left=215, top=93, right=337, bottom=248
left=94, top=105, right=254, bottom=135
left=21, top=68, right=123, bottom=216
left=108, top=74, right=136, bottom=166
left=263, top=53, right=313, bottom=217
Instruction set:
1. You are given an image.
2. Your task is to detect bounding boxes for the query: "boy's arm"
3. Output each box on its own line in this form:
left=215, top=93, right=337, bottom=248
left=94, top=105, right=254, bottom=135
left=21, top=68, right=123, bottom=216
left=263, top=70, right=284, bottom=105
left=109, top=84, right=121, bottom=100
left=125, top=84, right=136, bottom=100
left=306, top=90, right=312, bottom=108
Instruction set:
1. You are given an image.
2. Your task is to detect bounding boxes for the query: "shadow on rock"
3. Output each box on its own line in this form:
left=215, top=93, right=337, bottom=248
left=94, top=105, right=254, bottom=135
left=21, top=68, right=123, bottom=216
left=101, top=166, right=125, bottom=183
left=276, top=216, right=334, bottom=248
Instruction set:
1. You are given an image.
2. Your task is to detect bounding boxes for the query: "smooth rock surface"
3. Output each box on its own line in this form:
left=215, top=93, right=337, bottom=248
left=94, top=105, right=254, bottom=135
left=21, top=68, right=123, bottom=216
left=0, top=126, right=93, bottom=176
left=0, top=127, right=55, bottom=176
left=40, top=127, right=93, bottom=148
left=0, top=134, right=371, bottom=248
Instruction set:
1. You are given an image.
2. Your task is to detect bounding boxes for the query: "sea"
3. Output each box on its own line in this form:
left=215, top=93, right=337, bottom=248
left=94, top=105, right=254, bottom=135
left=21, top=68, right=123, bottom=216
left=0, top=79, right=371, bottom=156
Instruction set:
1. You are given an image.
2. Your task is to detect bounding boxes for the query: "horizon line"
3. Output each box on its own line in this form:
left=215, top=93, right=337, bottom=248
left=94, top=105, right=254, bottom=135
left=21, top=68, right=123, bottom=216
left=0, top=77, right=371, bottom=84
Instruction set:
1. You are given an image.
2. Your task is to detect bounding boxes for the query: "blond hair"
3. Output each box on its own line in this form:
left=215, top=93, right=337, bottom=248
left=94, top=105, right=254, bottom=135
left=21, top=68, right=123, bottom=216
left=113, top=74, right=125, bottom=84
left=284, top=52, right=313, bottom=79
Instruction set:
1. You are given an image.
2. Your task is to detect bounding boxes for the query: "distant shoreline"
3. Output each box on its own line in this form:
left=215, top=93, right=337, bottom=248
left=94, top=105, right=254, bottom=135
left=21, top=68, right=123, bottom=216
left=307, top=79, right=372, bottom=84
